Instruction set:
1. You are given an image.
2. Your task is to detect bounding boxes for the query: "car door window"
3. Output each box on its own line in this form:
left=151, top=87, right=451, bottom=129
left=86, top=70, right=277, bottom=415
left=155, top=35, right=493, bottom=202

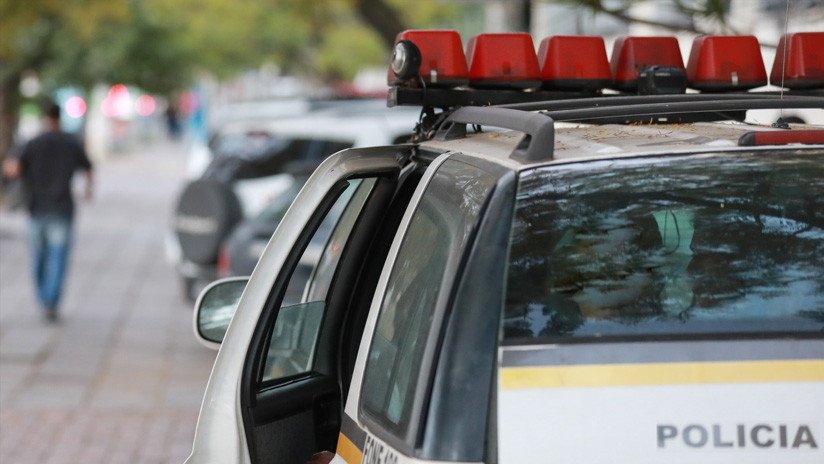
left=360, top=160, right=497, bottom=442
left=260, top=178, right=376, bottom=384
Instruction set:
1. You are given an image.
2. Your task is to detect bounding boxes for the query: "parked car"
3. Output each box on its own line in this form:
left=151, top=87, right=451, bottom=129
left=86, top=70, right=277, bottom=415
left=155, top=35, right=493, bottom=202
left=217, top=179, right=305, bottom=278
left=170, top=101, right=419, bottom=300
left=188, top=31, right=824, bottom=464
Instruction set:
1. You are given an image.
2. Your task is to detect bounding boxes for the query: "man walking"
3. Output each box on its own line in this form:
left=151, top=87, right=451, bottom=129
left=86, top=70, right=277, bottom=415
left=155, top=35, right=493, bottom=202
left=2, top=102, right=93, bottom=322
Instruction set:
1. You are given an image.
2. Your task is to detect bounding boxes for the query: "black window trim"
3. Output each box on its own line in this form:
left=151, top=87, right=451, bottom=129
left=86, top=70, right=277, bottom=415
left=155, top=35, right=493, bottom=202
left=419, top=156, right=517, bottom=462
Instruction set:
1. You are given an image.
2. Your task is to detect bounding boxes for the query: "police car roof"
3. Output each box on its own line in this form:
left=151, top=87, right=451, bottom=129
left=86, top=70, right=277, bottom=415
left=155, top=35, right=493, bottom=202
left=419, top=118, right=824, bottom=170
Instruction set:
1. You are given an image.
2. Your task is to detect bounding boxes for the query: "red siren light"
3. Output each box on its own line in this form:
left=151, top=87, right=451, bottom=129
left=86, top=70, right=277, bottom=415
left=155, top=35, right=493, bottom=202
left=687, top=35, right=767, bottom=91
left=466, top=33, right=541, bottom=89
left=538, top=36, right=612, bottom=91
left=389, top=30, right=469, bottom=87
left=610, top=36, right=685, bottom=91
left=771, top=32, right=824, bottom=89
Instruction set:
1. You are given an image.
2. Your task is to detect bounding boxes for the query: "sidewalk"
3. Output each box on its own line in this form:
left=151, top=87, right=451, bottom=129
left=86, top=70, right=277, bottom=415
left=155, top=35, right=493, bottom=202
left=0, top=141, right=216, bottom=464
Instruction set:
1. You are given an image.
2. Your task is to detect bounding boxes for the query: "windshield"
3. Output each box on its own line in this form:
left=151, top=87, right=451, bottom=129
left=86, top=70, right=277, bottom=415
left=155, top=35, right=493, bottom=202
left=504, top=150, right=824, bottom=343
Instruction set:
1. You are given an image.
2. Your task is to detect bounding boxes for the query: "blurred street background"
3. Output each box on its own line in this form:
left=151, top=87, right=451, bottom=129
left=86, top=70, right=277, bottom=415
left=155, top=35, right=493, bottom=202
left=0, top=140, right=216, bottom=463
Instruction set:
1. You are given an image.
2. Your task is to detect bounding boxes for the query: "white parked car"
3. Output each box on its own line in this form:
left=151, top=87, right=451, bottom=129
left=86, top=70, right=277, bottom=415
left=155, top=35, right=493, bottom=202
left=169, top=100, right=419, bottom=300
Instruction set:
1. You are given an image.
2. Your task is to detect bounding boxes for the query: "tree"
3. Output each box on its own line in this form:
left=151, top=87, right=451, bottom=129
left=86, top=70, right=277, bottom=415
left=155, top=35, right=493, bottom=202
left=547, top=0, right=738, bottom=34
left=0, top=0, right=453, bottom=166
left=0, top=0, right=191, bottom=164
left=1, top=1, right=113, bottom=163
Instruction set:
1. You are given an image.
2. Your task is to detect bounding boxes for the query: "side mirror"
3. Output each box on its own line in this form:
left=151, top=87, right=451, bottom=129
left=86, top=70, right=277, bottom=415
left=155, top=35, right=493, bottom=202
left=194, top=277, right=249, bottom=349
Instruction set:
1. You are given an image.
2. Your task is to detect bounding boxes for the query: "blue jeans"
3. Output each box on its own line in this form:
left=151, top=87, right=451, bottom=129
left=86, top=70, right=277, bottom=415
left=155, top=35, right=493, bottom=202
left=28, top=214, right=73, bottom=309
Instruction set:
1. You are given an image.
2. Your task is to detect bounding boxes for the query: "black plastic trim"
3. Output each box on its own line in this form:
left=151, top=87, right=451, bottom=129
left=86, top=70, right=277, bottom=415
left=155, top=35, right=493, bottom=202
left=543, top=97, right=824, bottom=122
left=435, top=106, right=555, bottom=162
left=738, top=132, right=758, bottom=146
left=389, top=86, right=591, bottom=108
left=498, top=93, right=806, bottom=111
left=419, top=163, right=517, bottom=462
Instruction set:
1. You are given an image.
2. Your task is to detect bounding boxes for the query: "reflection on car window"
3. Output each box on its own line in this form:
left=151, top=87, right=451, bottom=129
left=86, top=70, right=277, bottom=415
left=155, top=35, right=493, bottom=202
left=279, top=180, right=363, bottom=307
left=362, top=160, right=496, bottom=438
left=304, top=178, right=377, bottom=302
left=256, top=180, right=306, bottom=224
left=505, top=151, right=824, bottom=342
left=260, top=178, right=375, bottom=384
left=263, top=301, right=325, bottom=380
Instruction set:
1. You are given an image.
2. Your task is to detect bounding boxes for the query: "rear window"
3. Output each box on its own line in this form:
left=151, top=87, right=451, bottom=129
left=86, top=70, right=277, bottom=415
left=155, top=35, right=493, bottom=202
left=504, top=151, right=824, bottom=343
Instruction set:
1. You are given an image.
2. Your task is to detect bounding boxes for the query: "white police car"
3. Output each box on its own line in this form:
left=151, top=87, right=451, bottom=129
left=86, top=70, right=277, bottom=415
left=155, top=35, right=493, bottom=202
left=187, top=30, right=824, bottom=464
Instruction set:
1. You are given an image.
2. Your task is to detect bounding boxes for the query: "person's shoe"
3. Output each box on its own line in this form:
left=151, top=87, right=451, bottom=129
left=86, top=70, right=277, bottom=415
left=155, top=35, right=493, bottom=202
left=44, top=306, right=59, bottom=323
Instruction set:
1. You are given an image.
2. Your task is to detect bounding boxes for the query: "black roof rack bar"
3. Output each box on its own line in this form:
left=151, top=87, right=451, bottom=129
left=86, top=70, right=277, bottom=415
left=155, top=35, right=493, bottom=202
left=498, top=93, right=816, bottom=112
left=543, top=97, right=824, bottom=122
left=389, top=86, right=589, bottom=108
left=434, top=106, right=555, bottom=162
left=392, top=86, right=824, bottom=110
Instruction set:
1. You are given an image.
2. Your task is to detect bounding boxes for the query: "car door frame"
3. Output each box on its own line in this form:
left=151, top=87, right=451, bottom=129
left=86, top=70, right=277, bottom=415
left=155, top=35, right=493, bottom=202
left=185, top=145, right=413, bottom=464
left=333, top=152, right=518, bottom=464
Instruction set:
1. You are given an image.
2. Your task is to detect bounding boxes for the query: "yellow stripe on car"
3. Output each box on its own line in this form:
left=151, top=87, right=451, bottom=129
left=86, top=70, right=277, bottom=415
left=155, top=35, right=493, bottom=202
left=336, top=432, right=363, bottom=464
left=501, top=359, right=824, bottom=390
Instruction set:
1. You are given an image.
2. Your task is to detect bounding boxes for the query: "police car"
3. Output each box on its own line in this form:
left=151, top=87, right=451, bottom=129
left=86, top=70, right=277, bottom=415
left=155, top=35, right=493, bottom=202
left=186, top=30, right=824, bottom=464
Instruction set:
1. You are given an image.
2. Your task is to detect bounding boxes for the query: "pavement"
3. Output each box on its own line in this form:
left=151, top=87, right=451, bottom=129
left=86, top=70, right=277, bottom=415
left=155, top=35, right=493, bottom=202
left=0, top=140, right=217, bottom=463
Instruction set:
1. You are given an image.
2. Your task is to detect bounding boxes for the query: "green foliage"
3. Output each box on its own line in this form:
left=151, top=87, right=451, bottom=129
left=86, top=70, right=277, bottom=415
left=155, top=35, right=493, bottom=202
left=1, top=0, right=460, bottom=90
left=316, top=25, right=386, bottom=80
left=42, top=1, right=192, bottom=94
left=545, top=0, right=734, bottom=33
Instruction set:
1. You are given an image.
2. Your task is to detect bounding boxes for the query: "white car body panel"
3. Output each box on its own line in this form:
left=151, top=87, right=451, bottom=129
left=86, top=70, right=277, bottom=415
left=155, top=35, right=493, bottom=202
left=498, top=377, right=824, bottom=464
left=232, top=174, right=294, bottom=218
left=184, top=147, right=408, bottom=464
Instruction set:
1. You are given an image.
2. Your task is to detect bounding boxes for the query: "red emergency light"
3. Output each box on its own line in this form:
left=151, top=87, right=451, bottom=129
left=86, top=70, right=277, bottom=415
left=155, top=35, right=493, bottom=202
left=739, top=129, right=824, bottom=146
left=770, top=32, right=824, bottom=89
left=538, top=36, right=612, bottom=91
left=389, top=30, right=469, bottom=87
left=609, top=37, right=685, bottom=93
left=687, top=35, right=767, bottom=91
left=610, top=36, right=685, bottom=92
left=466, top=33, right=541, bottom=89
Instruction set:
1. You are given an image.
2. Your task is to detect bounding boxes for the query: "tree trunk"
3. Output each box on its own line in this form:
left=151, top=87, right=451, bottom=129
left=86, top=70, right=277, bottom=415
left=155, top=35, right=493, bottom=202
left=0, top=75, right=21, bottom=165
left=506, top=0, right=532, bottom=32
left=353, top=0, right=408, bottom=48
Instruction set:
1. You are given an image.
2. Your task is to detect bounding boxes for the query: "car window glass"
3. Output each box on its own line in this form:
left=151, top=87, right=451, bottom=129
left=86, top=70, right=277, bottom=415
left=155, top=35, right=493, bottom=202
left=256, top=180, right=306, bottom=223
left=304, top=178, right=377, bottom=301
left=361, top=160, right=496, bottom=438
left=504, top=151, right=824, bottom=343
left=260, top=178, right=375, bottom=384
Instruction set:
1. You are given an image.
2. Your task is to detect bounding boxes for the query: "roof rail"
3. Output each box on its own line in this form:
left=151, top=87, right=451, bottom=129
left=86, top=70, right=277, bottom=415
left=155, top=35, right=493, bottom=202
left=498, top=93, right=821, bottom=112
left=541, top=97, right=824, bottom=122
left=426, top=95, right=822, bottom=162
left=434, top=106, right=555, bottom=162
left=389, top=86, right=587, bottom=108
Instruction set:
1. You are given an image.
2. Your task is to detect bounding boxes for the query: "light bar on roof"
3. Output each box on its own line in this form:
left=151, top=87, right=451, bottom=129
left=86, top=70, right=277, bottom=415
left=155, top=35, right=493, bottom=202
left=770, top=32, right=824, bottom=90
left=610, top=36, right=685, bottom=93
left=538, top=36, right=611, bottom=91
left=687, top=35, right=767, bottom=91
left=466, top=33, right=541, bottom=89
left=389, top=30, right=469, bottom=87
left=739, top=129, right=824, bottom=146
